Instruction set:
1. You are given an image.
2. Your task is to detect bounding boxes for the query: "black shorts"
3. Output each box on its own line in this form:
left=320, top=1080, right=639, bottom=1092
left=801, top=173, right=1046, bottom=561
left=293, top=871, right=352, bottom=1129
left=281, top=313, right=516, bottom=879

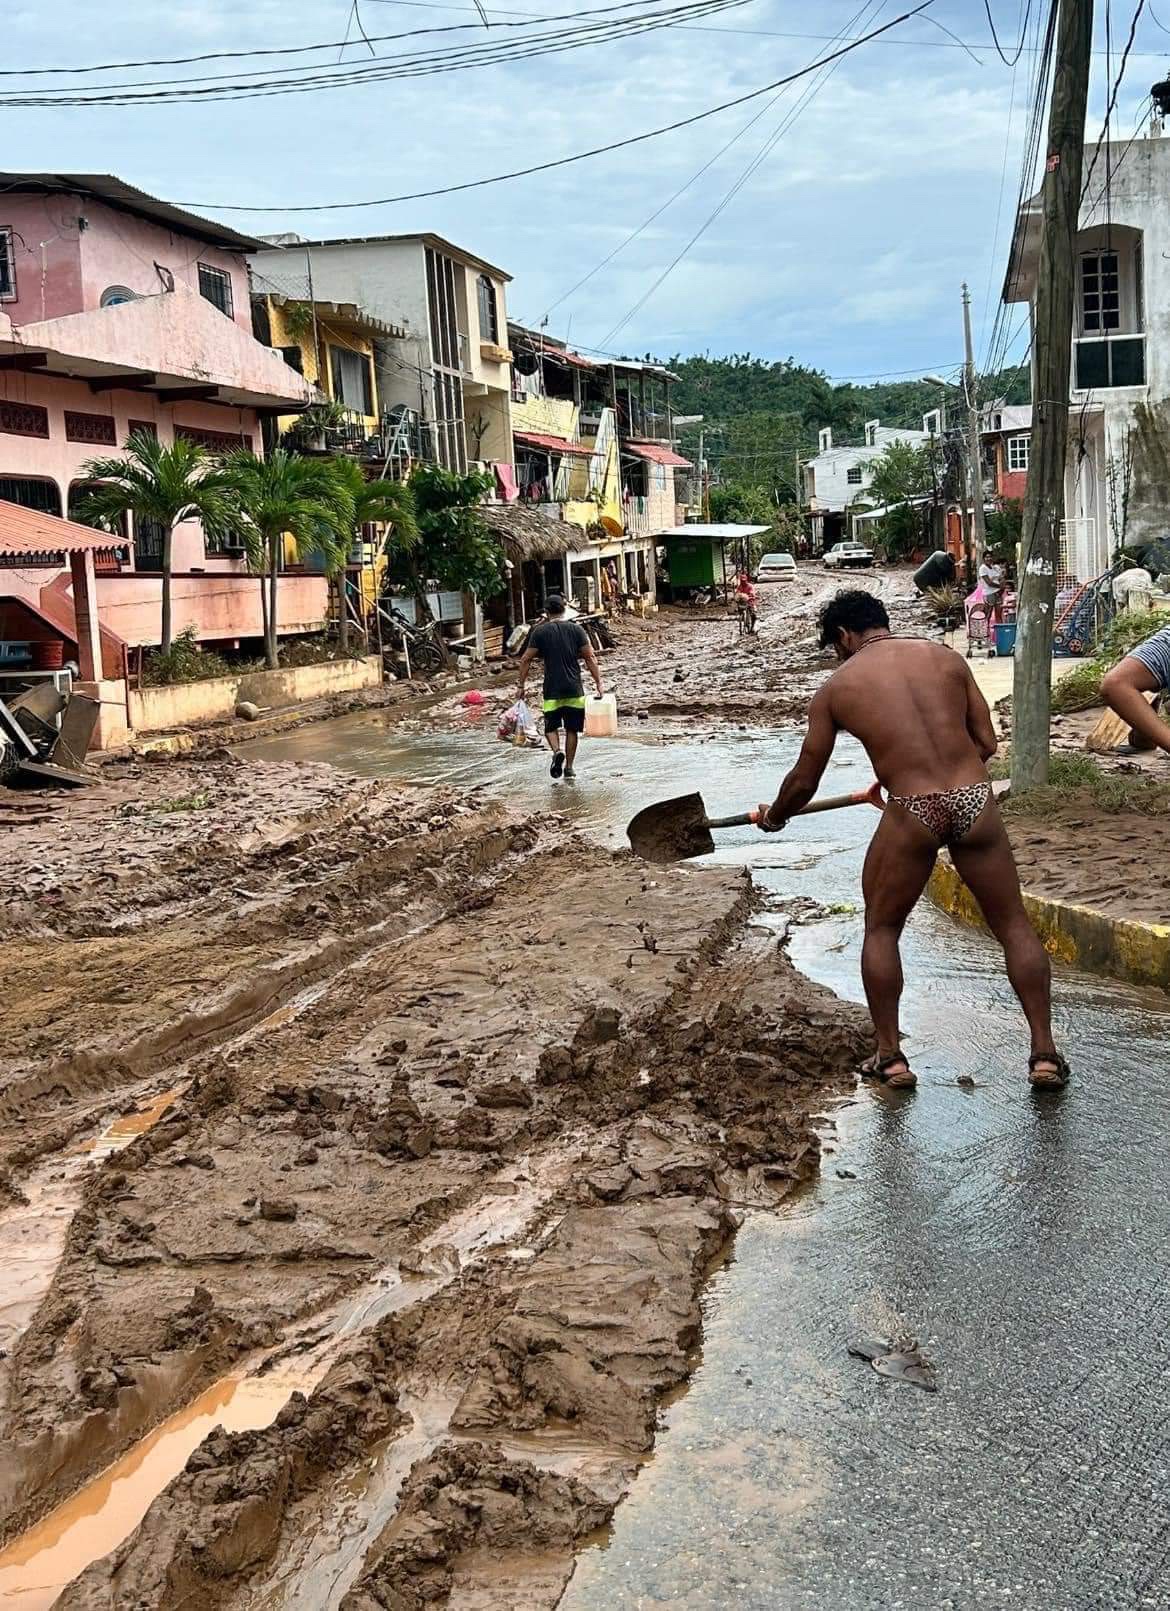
left=544, top=705, right=586, bottom=734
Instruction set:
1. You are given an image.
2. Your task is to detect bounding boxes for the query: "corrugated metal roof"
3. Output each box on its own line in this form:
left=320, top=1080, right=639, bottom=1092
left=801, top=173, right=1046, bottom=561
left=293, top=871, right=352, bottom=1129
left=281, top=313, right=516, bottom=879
left=0, top=501, right=124, bottom=556
left=514, top=430, right=591, bottom=457
left=0, top=173, right=262, bottom=252
left=623, top=441, right=692, bottom=469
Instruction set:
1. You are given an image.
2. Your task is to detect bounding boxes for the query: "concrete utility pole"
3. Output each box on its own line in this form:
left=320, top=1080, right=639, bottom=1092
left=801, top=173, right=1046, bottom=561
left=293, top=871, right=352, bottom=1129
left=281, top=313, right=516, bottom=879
left=961, top=283, right=987, bottom=577
left=1011, top=0, right=1094, bottom=792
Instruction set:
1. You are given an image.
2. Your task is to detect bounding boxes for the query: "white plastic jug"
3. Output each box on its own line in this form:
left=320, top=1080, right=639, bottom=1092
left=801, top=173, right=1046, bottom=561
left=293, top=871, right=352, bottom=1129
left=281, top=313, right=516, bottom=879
left=584, top=693, right=618, bottom=738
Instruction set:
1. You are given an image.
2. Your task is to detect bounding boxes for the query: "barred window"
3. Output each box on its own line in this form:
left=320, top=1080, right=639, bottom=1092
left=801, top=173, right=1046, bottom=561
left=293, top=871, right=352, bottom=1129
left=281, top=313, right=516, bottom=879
left=0, top=227, right=15, bottom=300
left=198, top=262, right=234, bottom=318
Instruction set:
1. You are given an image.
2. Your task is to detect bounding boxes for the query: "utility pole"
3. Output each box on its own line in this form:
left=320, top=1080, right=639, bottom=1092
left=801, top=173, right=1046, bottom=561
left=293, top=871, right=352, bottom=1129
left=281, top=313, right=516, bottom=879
left=961, top=283, right=987, bottom=577
left=1012, top=0, right=1094, bottom=792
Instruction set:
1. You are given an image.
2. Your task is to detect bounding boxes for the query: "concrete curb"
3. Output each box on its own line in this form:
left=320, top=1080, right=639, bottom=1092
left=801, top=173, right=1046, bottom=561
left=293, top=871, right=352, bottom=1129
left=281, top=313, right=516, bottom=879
left=928, top=859, right=1170, bottom=993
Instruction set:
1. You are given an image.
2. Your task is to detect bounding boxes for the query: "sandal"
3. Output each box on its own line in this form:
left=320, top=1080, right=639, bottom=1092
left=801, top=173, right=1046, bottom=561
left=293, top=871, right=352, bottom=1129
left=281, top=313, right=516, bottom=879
left=1028, top=1052, right=1070, bottom=1091
left=860, top=1052, right=917, bottom=1091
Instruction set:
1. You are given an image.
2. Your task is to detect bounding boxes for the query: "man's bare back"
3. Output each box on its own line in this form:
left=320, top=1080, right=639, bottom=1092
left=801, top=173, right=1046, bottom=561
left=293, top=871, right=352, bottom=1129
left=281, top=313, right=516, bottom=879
left=824, top=637, right=996, bottom=798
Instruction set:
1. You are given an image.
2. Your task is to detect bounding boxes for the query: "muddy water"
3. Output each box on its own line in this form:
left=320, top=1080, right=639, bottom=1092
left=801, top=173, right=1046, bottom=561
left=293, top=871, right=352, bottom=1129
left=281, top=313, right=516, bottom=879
left=247, top=716, right=1170, bottom=1609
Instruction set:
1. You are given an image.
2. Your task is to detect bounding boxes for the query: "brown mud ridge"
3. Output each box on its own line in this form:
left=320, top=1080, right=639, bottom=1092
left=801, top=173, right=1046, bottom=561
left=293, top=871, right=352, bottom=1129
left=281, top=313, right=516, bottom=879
left=0, top=751, right=865, bottom=1608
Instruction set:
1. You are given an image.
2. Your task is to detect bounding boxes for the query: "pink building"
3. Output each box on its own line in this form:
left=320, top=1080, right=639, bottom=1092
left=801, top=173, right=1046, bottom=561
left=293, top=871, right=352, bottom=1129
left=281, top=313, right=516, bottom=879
left=0, top=173, right=321, bottom=669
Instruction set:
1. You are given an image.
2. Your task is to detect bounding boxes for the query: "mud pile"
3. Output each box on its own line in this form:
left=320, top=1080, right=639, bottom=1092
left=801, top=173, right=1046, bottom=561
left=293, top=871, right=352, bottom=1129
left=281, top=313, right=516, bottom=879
left=1, top=693, right=867, bottom=1604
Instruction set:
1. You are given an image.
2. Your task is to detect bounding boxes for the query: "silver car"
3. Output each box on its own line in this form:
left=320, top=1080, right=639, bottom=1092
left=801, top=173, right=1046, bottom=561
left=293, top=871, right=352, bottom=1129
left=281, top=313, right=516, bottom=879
left=755, top=551, right=797, bottom=582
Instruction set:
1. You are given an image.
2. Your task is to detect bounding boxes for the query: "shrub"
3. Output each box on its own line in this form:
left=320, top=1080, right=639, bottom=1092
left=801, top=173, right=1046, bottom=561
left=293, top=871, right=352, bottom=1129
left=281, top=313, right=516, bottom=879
left=142, top=625, right=231, bottom=686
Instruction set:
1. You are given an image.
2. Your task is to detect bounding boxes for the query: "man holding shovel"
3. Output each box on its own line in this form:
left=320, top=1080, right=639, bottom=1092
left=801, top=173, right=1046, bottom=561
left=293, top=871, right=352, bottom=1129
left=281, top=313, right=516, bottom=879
left=757, top=589, right=1067, bottom=1092
left=516, top=595, right=603, bottom=780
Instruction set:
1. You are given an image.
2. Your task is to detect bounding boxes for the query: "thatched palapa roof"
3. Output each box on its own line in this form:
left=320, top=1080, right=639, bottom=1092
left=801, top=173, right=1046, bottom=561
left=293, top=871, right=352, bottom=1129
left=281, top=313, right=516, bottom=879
left=480, top=503, right=576, bottom=564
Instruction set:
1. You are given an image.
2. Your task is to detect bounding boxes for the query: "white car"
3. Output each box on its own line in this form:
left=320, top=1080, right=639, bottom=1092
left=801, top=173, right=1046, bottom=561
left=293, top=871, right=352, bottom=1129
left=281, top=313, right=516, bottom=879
left=755, top=551, right=797, bottom=582
left=823, top=541, right=874, bottom=570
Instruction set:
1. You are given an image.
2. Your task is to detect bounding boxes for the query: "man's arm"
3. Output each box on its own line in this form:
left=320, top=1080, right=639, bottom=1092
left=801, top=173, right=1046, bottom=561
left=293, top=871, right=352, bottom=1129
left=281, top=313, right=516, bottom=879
left=963, top=664, right=998, bottom=762
left=516, top=645, right=538, bottom=698
left=581, top=642, right=604, bottom=697
left=1101, top=657, right=1170, bottom=752
left=758, top=687, right=838, bottom=830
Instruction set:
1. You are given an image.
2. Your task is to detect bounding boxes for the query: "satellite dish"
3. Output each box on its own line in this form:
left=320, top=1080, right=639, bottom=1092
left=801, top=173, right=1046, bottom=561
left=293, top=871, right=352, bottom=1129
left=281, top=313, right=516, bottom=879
left=513, top=349, right=539, bottom=377
left=601, top=514, right=623, bottom=537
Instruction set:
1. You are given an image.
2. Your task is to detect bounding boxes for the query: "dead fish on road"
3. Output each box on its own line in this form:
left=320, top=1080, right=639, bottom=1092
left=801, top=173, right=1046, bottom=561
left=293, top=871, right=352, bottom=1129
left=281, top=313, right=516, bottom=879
left=847, top=1335, right=938, bottom=1393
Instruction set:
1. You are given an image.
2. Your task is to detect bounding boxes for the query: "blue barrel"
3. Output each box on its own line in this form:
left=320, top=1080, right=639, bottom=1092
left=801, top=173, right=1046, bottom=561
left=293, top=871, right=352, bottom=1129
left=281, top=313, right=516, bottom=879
left=995, top=623, right=1017, bottom=656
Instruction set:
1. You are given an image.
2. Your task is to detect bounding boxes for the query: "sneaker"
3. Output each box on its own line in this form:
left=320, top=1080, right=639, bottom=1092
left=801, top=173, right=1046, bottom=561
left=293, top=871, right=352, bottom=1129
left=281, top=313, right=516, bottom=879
left=564, top=766, right=576, bottom=779
left=550, top=753, right=565, bottom=779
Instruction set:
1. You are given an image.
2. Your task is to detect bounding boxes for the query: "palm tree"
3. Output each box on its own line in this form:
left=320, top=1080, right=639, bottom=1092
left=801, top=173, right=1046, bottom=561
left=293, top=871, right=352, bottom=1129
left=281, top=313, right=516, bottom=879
left=75, top=430, right=237, bottom=652
left=222, top=449, right=353, bottom=669
left=325, top=459, right=420, bottom=652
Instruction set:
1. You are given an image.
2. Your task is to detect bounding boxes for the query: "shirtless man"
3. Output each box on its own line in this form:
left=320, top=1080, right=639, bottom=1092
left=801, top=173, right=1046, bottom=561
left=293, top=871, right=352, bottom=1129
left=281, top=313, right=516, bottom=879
left=758, top=589, right=1067, bottom=1092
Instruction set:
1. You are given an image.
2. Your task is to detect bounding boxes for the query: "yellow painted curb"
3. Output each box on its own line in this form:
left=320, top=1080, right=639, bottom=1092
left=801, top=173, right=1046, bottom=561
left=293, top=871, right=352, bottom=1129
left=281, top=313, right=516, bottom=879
left=928, top=859, right=1170, bottom=993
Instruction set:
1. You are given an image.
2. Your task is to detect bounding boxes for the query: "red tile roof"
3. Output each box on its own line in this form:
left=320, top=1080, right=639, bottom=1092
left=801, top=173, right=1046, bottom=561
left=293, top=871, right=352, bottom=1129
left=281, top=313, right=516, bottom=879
left=623, top=441, right=693, bottom=469
left=514, top=430, right=591, bottom=457
left=0, top=500, right=124, bottom=556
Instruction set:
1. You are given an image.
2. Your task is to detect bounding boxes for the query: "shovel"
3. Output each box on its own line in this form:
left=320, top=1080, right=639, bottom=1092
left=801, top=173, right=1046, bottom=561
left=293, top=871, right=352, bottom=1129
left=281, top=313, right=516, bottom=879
left=627, top=780, right=884, bottom=864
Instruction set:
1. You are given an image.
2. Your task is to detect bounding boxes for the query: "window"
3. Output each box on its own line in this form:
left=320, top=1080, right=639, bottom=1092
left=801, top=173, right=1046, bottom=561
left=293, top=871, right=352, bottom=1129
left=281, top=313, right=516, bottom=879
left=174, top=424, right=253, bottom=454
left=280, top=345, right=305, bottom=375
left=134, top=516, right=166, bottom=569
left=68, top=482, right=129, bottom=541
left=329, top=344, right=374, bottom=415
left=0, top=476, right=61, bottom=515
left=197, top=262, right=234, bottom=318
left=476, top=274, right=499, bottom=345
left=1075, top=336, right=1146, bottom=390
left=1007, top=435, right=1030, bottom=474
left=847, top=466, right=864, bottom=485
left=0, top=226, right=16, bottom=301
left=1081, top=251, right=1120, bottom=334
left=64, top=411, right=117, bottom=446
left=0, top=401, right=50, bottom=439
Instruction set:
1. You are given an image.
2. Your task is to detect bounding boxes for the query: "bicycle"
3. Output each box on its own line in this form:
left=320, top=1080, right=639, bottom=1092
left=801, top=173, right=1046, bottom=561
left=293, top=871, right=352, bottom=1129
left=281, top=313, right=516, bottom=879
left=379, top=603, right=446, bottom=675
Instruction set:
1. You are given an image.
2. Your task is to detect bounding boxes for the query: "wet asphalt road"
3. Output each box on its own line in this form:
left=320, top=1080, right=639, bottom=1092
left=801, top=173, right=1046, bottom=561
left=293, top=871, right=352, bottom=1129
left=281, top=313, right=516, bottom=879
left=243, top=719, right=1170, bottom=1611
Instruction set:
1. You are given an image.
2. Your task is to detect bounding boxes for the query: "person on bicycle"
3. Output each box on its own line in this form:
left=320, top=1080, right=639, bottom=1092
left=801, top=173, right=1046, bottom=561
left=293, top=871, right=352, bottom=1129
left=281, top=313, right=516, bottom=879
left=735, top=571, right=758, bottom=635
left=516, top=595, right=603, bottom=780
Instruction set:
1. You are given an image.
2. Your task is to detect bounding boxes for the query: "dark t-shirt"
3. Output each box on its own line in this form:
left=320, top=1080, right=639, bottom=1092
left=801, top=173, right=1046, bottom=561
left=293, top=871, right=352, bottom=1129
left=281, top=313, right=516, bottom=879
left=529, top=619, right=589, bottom=702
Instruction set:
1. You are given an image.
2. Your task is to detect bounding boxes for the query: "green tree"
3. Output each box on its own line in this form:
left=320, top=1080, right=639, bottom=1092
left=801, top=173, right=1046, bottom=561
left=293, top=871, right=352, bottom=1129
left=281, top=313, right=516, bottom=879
left=74, top=430, right=238, bottom=652
left=404, top=464, right=505, bottom=616
left=222, top=449, right=353, bottom=669
left=860, top=439, right=941, bottom=560
left=326, top=459, right=420, bottom=652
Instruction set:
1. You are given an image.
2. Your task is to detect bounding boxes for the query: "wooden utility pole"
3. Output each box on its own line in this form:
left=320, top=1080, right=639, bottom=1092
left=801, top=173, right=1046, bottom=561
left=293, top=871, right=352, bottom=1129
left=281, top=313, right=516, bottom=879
left=961, top=283, right=986, bottom=576
left=1012, top=0, right=1094, bottom=791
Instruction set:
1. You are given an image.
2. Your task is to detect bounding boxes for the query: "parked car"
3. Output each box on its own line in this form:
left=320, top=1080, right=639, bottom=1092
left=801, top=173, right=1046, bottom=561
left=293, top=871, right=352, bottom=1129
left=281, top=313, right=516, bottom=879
left=823, top=541, right=874, bottom=570
left=755, top=551, right=797, bottom=582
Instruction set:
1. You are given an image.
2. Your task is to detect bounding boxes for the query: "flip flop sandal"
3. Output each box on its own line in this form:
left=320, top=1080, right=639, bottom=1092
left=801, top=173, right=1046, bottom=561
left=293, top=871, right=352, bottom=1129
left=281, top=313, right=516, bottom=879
left=859, top=1052, right=917, bottom=1090
left=1028, top=1052, right=1071, bottom=1091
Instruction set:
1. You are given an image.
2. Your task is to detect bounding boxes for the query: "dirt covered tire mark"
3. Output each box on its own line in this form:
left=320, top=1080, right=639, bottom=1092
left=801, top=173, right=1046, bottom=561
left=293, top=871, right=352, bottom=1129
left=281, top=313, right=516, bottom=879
left=56, top=1335, right=406, bottom=1611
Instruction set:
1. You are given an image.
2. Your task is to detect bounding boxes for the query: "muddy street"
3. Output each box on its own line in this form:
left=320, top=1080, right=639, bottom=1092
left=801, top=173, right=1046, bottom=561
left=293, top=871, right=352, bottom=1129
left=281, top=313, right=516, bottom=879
left=2, top=578, right=1166, bottom=1610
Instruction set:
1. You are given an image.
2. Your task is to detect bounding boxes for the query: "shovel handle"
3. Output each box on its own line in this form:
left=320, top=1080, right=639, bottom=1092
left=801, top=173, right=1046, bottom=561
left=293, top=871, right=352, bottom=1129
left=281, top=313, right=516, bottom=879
left=703, top=781, right=884, bottom=832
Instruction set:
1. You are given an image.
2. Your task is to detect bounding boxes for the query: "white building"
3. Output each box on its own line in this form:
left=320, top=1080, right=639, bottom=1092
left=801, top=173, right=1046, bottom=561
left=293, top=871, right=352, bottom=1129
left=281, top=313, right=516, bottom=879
left=1005, top=104, right=1170, bottom=583
left=802, top=418, right=934, bottom=551
left=250, top=231, right=514, bottom=473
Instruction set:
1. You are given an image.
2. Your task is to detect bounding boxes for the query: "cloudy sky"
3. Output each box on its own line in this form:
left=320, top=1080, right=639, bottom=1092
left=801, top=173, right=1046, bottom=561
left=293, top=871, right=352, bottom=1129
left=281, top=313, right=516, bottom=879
left=5, top=1, right=1165, bottom=381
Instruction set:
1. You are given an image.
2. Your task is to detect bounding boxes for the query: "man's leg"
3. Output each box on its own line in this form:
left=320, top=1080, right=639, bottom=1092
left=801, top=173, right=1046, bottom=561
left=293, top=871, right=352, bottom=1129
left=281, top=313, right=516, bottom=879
left=949, top=801, right=1060, bottom=1077
left=546, top=713, right=565, bottom=777
left=860, top=807, right=940, bottom=1082
left=564, top=728, right=579, bottom=774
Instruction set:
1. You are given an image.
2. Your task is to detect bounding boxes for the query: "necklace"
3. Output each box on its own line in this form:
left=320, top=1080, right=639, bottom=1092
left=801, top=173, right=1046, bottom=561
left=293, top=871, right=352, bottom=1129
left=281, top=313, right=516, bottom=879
left=856, top=632, right=894, bottom=650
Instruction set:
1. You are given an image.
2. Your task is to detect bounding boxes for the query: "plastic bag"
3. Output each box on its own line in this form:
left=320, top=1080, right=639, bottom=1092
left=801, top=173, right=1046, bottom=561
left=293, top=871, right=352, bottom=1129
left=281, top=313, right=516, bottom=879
left=497, top=699, right=537, bottom=744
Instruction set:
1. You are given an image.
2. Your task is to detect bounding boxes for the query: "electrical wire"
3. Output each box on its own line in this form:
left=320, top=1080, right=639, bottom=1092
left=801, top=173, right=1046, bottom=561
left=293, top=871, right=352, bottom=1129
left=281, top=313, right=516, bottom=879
left=0, top=1, right=751, bottom=106
left=537, top=0, right=880, bottom=325
left=982, top=0, right=1035, bottom=65
left=599, top=0, right=893, bottom=347
left=163, top=6, right=934, bottom=213
left=1081, top=0, right=1149, bottom=203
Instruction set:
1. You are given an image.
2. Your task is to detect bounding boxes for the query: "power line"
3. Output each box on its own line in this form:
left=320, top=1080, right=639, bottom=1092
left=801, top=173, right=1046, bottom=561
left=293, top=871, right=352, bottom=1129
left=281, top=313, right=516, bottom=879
left=537, top=0, right=877, bottom=324
left=0, top=1, right=751, bottom=105
left=1080, top=0, right=1149, bottom=202
left=983, top=0, right=1035, bottom=64
left=599, top=0, right=893, bottom=346
left=169, top=6, right=935, bottom=213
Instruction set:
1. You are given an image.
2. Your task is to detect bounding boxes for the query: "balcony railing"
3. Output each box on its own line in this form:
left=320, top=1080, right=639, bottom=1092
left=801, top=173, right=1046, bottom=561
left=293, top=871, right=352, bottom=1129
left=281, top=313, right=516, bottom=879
left=1074, top=333, right=1146, bottom=390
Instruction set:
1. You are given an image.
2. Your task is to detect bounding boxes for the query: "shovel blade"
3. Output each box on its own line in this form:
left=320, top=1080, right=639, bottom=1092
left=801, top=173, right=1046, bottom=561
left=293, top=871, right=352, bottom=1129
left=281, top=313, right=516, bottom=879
left=627, top=792, right=715, bottom=864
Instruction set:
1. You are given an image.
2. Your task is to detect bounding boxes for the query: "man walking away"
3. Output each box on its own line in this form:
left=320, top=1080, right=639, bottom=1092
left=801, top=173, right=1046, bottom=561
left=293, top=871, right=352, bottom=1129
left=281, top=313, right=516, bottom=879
left=517, top=595, right=603, bottom=780
left=1100, top=619, right=1170, bottom=755
left=756, top=589, right=1067, bottom=1092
